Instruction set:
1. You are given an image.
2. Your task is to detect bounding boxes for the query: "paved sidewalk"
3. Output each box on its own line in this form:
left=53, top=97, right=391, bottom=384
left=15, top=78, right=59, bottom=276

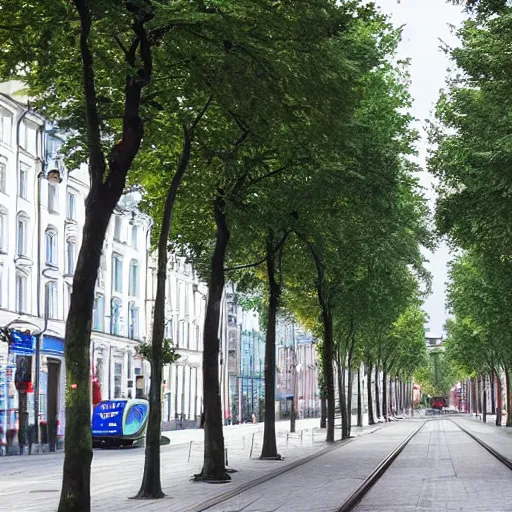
left=204, top=421, right=420, bottom=512
left=0, top=417, right=379, bottom=512
left=355, top=419, right=512, bottom=511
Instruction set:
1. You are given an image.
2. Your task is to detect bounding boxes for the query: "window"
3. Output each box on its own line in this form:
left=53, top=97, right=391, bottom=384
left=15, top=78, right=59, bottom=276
left=110, top=298, right=122, bottom=336
left=0, top=210, right=7, bottom=253
left=112, top=254, right=123, bottom=293
left=21, top=121, right=37, bottom=155
left=46, top=281, right=58, bottom=319
left=67, top=192, right=76, bottom=220
left=114, top=215, right=122, bottom=241
left=128, top=260, right=139, bottom=296
left=19, top=165, right=28, bottom=198
left=127, top=353, right=132, bottom=379
left=17, top=216, right=27, bottom=256
left=131, top=225, right=138, bottom=249
left=48, top=183, right=58, bottom=213
left=114, top=362, right=122, bottom=398
left=97, top=250, right=106, bottom=288
left=128, top=303, right=139, bottom=340
left=65, top=284, right=72, bottom=319
left=0, top=161, right=6, bottom=193
left=166, top=319, right=173, bottom=340
left=66, top=239, right=76, bottom=275
left=0, top=107, right=13, bottom=145
left=45, top=228, right=58, bottom=266
left=92, top=295, right=105, bottom=332
left=15, top=274, right=26, bottom=313
left=0, top=264, right=3, bottom=308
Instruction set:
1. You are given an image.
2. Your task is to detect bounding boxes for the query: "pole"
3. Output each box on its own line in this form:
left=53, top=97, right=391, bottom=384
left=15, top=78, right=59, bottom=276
left=33, top=333, right=41, bottom=444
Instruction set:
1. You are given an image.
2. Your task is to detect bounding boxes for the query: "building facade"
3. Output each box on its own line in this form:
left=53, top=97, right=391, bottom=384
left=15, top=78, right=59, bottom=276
left=0, top=91, right=151, bottom=445
left=160, top=254, right=207, bottom=430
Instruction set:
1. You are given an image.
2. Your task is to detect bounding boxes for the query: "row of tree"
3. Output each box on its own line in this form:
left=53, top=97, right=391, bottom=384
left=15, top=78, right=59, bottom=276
left=431, top=1, right=512, bottom=424
left=0, top=1, right=429, bottom=510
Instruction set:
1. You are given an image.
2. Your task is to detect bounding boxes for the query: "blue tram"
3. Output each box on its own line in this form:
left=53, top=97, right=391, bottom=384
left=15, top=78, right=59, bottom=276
left=92, top=399, right=149, bottom=448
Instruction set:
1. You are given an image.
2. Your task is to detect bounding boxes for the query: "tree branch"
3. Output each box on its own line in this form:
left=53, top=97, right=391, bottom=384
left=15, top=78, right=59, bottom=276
left=247, top=166, right=288, bottom=187
left=224, top=230, right=290, bottom=272
left=190, top=94, right=214, bottom=133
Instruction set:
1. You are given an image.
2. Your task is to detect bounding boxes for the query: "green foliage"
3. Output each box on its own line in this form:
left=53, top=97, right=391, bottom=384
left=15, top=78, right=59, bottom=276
left=136, top=339, right=180, bottom=366
left=414, top=350, right=461, bottom=397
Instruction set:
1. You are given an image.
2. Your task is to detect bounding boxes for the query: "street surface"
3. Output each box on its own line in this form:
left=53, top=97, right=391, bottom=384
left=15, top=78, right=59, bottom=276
left=355, top=419, right=512, bottom=512
left=2, top=416, right=512, bottom=511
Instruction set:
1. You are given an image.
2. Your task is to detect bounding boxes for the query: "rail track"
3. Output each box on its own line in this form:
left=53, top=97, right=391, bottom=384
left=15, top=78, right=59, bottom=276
left=194, top=417, right=512, bottom=512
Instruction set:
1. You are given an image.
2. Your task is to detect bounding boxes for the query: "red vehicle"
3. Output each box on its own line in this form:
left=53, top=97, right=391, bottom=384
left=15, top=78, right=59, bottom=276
left=430, top=396, right=448, bottom=410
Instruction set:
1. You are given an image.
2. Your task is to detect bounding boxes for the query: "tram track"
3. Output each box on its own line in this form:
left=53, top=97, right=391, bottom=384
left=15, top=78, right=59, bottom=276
left=196, top=418, right=512, bottom=512
left=336, top=420, right=428, bottom=512
left=340, top=417, right=512, bottom=512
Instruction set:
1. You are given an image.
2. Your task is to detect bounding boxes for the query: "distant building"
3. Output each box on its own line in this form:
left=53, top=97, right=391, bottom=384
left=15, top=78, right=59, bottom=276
left=426, top=336, right=444, bottom=350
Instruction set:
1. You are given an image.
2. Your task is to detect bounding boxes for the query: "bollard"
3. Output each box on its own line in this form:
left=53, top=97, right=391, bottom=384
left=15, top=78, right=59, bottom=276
left=187, top=440, right=193, bottom=463
left=286, top=433, right=289, bottom=447
left=225, top=448, right=228, bottom=467
left=249, top=432, right=255, bottom=458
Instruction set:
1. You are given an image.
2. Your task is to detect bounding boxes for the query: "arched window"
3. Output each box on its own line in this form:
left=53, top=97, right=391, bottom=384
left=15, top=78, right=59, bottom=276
left=45, top=227, right=58, bottom=266
left=17, top=213, right=28, bottom=257
left=129, top=259, right=139, bottom=296
left=93, top=294, right=105, bottom=332
left=110, top=298, right=122, bottom=336
left=112, top=253, right=123, bottom=293
left=128, top=302, right=139, bottom=340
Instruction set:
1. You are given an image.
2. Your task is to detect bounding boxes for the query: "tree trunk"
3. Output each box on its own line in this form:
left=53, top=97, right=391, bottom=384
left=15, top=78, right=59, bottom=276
left=367, top=363, right=375, bottom=425
left=478, top=375, right=483, bottom=415
left=58, top=4, right=154, bottom=510
left=495, top=369, right=502, bottom=427
left=490, top=373, right=495, bottom=415
left=474, top=376, right=477, bottom=413
left=260, top=237, right=282, bottom=460
left=195, top=195, right=230, bottom=482
left=339, top=363, right=349, bottom=439
left=357, top=367, right=363, bottom=427
left=382, top=369, right=388, bottom=421
left=389, top=377, right=393, bottom=417
left=483, top=379, right=487, bottom=424
left=320, top=393, right=327, bottom=429
left=347, top=368, right=353, bottom=436
left=505, top=366, right=512, bottom=427
left=320, top=316, right=335, bottom=443
left=58, top=203, right=110, bottom=511
left=375, top=366, right=381, bottom=419
left=137, top=129, right=191, bottom=498
left=308, top=245, right=334, bottom=443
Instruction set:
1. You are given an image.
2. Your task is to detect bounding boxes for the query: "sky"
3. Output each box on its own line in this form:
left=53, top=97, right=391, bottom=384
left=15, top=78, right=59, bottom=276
left=374, top=0, right=467, bottom=338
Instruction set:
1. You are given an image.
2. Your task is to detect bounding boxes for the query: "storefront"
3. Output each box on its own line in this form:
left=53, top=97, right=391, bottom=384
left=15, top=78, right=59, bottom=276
left=0, top=331, right=65, bottom=450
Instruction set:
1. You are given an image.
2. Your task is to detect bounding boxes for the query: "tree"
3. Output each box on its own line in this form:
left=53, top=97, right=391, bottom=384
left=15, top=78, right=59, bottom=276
left=0, top=2, right=174, bottom=508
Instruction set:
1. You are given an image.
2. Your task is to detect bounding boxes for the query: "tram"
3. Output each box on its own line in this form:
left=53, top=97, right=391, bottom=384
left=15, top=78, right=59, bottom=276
left=430, top=396, right=448, bottom=410
left=91, top=399, right=149, bottom=448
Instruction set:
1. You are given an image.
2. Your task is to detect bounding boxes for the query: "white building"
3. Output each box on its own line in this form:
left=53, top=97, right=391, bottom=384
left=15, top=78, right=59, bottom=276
left=0, top=91, right=151, bottom=441
left=159, top=254, right=207, bottom=429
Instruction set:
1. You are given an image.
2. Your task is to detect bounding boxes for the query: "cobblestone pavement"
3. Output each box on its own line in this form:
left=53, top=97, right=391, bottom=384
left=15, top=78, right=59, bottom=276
left=355, top=419, right=512, bottom=512
left=0, top=416, right=379, bottom=512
